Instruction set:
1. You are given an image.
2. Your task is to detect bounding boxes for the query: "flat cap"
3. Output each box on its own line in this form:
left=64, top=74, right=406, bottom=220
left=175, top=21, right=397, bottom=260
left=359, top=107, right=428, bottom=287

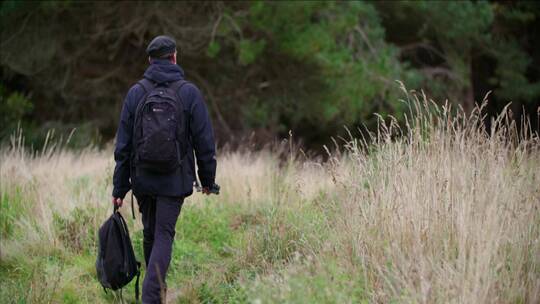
left=146, top=35, right=177, bottom=58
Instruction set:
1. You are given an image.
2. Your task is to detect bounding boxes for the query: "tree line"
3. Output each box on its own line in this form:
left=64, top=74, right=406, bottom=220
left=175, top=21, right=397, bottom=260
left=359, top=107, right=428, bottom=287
left=1, top=1, right=539, bottom=150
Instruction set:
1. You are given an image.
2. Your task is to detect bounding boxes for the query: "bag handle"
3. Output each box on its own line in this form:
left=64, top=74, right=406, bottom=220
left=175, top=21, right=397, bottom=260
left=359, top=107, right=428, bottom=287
left=112, top=194, right=135, bottom=220
left=131, top=191, right=136, bottom=220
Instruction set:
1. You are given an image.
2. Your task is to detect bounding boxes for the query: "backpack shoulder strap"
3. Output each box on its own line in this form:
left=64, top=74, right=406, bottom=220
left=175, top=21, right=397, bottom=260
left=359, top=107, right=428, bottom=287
left=132, top=79, right=155, bottom=143
left=168, top=80, right=191, bottom=158
left=169, top=80, right=190, bottom=101
left=137, top=78, right=155, bottom=94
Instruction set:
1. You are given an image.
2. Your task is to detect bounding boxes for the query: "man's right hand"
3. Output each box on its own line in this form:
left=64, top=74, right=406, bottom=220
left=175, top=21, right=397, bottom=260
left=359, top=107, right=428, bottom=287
left=202, top=183, right=220, bottom=195
left=112, top=197, right=123, bottom=208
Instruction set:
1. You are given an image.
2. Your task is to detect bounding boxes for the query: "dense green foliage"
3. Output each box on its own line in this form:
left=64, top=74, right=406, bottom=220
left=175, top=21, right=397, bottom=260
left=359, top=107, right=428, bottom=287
left=1, top=1, right=539, bottom=149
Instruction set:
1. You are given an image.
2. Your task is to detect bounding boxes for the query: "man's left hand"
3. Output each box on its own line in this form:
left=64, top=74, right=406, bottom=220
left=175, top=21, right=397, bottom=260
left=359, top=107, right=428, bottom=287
left=112, top=197, right=123, bottom=207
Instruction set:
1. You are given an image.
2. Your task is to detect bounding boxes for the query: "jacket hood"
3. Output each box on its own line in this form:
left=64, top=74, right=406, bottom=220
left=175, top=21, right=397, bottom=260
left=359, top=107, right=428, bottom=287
left=143, top=59, right=185, bottom=84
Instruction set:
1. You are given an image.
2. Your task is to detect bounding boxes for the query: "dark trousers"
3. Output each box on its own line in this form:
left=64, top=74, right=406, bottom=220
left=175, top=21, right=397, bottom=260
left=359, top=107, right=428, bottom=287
left=138, top=195, right=183, bottom=304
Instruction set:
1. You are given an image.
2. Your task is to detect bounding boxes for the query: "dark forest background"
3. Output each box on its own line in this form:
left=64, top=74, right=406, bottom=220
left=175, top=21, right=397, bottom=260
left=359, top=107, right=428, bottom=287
left=1, top=1, right=539, bottom=151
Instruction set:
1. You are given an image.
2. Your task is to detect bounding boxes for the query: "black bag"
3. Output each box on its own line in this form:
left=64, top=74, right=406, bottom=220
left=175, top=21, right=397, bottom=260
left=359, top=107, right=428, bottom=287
left=133, top=79, right=189, bottom=173
left=96, top=206, right=141, bottom=300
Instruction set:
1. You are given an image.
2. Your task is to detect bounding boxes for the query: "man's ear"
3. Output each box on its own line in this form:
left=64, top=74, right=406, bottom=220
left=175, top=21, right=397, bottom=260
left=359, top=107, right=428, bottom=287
left=172, top=52, right=177, bottom=64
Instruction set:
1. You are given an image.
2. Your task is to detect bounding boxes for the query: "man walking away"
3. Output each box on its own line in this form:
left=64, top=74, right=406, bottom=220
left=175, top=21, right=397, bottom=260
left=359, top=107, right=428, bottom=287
left=112, top=35, right=218, bottom=303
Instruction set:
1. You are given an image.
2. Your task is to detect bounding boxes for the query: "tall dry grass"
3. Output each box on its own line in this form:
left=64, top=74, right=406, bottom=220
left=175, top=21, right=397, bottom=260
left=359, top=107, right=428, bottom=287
left=324, top=89, right=540, bottom=303
left=1, top=135, right=105, bottom=256
left=1, top=87, right=539, bottom=303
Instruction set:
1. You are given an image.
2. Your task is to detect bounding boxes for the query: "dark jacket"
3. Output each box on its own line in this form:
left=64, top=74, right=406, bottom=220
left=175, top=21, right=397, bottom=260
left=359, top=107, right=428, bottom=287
left=112, top=59, right=216, bottom=199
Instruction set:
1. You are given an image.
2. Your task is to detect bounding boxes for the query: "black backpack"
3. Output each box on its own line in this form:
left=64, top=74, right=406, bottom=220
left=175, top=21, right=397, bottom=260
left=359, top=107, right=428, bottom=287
left=96, top=206, right=141, bottom=301
left=132, top=79, right=189, bottom=173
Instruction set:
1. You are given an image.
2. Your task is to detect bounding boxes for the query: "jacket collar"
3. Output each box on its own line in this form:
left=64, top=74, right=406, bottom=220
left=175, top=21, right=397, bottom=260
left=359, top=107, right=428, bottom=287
left=143, top=59, right=185, bottom=84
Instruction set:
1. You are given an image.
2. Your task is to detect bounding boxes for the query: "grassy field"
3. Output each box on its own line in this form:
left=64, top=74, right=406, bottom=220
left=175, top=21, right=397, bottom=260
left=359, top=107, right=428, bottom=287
left=1, top=92, right=539, bottom=303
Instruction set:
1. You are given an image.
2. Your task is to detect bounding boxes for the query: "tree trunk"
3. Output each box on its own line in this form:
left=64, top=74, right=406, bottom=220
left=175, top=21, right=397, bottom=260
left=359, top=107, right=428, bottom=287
left=463, top=55, right=475, bottom=113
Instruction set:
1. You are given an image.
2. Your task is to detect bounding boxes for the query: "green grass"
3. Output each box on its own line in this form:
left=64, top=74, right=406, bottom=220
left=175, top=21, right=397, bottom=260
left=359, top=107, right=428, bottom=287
left=0, top=187, right=28, bottom=239
left=0, top=187, right=340, bottom=303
